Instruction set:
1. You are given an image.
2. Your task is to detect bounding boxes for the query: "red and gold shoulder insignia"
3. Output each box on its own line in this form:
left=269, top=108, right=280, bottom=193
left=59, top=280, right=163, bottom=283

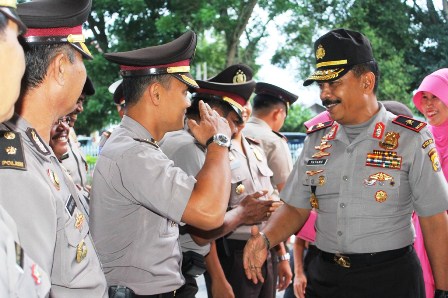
left=392, top=115, right=426, bottom=132
left=306, top=121, right=334, bottom=134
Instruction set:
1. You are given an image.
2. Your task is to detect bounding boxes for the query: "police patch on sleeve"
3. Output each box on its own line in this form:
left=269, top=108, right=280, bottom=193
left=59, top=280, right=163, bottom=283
left=0, top=131, right=27, bottom=170
left=428, top=148, right=441, bottom=172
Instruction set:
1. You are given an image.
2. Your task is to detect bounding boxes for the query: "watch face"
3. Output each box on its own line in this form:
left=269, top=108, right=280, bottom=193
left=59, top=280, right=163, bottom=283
left=215, top=134, right=229, bottom=146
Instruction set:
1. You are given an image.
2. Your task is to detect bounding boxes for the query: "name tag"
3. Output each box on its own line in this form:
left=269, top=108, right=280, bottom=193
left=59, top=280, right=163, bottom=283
left=307, top=159, right=327, bottom=166
left=65, top=195, right=76, bottom=216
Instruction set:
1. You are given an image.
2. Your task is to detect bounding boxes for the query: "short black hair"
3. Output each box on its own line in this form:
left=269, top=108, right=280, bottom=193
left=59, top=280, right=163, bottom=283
left=351, top=61, right=380, bottom=93
left=22, top=43, right=76, bottom=89
left=253, top=94, right=287, bottom=114
left=188, top=95, right=241, bottom=124
left=122, top=74, right=171, bottom=107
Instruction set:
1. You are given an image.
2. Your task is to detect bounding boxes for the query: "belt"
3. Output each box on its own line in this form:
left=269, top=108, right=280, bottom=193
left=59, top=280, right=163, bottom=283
left=134, top=292, right=175, bottom=298
left=108, top=286, right=176, bottom=298
left=319, top=245, right=412, bottom=268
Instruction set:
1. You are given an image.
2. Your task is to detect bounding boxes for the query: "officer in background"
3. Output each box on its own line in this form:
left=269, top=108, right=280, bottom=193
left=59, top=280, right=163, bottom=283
left=244, top=29, right=448, bottom=297
left=0, top=0, right=108, bottom=296
left=161, top=64, right=277, bottom=297
left=62, top=76, right=95, bottom=191
left=244, top=82, right=298, bottom=192
left=0, top=2, right=51, bottom=296
left=98, top=79, right=126, bottom=153
left=90, top=31, right=232, bottom=297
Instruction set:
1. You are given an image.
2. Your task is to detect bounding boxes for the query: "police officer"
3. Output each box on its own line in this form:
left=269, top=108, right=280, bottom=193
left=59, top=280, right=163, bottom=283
left=160, top=64, right=277, bottom=298
left=0, top=2, right=51, bottom=297
left=244, top=82, right=298, bottom=193
left=62, top=76, right=95, bottom=191
left=90, top=31, right=232, bottom=297
left=243, top=29, right=448, bottom=297
left=0, top=0, right=108, bottom=296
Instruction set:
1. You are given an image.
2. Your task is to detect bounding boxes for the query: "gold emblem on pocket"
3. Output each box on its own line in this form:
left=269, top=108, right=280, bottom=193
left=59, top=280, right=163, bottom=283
left=235, top=183, right=245, bottom=195
left=310, top=193, right=319, bottom=209
left=76, top=240, right=87, bottom=263
left=375, top=190, right=387, bottom=203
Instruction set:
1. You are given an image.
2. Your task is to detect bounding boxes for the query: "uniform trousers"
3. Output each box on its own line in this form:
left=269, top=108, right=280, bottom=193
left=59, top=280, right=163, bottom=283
left=205, top=237, right=275, bottom=298
left=305, top=246, right=425, bottom=298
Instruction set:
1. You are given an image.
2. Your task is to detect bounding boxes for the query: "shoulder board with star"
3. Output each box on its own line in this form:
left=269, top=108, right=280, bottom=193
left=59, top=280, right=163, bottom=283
left=0, top=130, right=27, bottom=170
left=245, top=136, right=261, bottom=145
left=133, top=138, right=160, bottom=149
left=272, top=130, right=288, bottom=141
left=392, top=115, right=426, bottom=132
left=306, top=121, right=334, bottom=134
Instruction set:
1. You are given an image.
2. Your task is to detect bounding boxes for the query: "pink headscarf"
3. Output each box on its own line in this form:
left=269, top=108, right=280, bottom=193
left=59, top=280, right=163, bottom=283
left=413, top=68, right=448, bottom=181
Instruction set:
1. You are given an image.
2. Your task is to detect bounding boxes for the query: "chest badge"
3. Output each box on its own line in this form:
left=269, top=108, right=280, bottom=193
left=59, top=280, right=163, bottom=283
left=74, top=212, right=84, bottom=231
left=364, top=172, right=395, bottom=186
left=47, top=169, right=60, bottom=190
left=373, top=122, right=385, bottom=140
left=310, top=193, right=319, bottom=209
left=375, top=190, right=388, bottom=203
left=31, top=264, right=42, bottom=285
left=76, top=239, right=88, bottom=263
left=379, top=131, right=399, bottom=150
left=235, top=182, right=245, bottom=195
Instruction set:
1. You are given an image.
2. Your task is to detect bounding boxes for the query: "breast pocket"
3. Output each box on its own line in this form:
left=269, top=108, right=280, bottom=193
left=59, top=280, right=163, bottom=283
left=359, top=168, right=401, bottom=215
left=230, top=165, right=249, bottom=207
left=61, top=209, right=91, bottom=284
left=159, top=218, right=179, bottom=238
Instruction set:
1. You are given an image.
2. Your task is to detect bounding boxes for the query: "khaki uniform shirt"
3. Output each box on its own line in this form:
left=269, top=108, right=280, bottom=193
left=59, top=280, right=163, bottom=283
left=0, top=114, right=107, bottom=297
left=160, top=129, right=210, bottom=256
left=281, top=105, right=448, bottom=253
left=227, top=136, right=274, bottom=240
left=244, top=117, right=293, bottom=188
left=90, top=116, right=196, bottom=295
left=0, top=207, right=51, bottom=298
left=61, top=128, right=88, bottom=188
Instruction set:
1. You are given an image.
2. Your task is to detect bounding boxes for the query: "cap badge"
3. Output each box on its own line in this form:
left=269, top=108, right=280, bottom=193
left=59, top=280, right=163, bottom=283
left=233, top=69, right=247, bottom=83
left=316, top=44, right=325, bottom=60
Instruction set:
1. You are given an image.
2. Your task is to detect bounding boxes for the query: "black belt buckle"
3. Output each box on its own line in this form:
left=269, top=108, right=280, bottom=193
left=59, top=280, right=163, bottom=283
left=333, top=254, right=351, bottom=268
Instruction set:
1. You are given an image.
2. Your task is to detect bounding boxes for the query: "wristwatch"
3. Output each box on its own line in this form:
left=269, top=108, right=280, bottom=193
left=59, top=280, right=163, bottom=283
left=206, top=133, right=230, bottom=148
left=278, top=253, right=290, bottom=262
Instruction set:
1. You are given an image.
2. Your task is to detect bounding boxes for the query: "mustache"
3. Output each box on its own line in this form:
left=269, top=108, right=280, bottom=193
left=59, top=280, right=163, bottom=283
left=322, top=99, right=342, bottom=107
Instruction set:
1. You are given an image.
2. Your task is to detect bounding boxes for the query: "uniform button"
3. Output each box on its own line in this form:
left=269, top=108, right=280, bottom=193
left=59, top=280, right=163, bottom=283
left=337, top=231, right=343, bottom=236
left=340, top=203, right=345, bottom=208
left=342, top=175, right=348, bottom=181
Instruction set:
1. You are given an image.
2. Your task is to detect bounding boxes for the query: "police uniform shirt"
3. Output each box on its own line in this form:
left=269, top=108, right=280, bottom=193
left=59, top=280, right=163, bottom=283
left=0, top=207, right=51, bottom=298
left=281, top=104, right=448, bottom=254
left=160, top=129, right=210, bottom=256
left=244, top=117, right=293, bottom=187
left=90, top=115, right=196, bottom=295
left=227, top=136, right=274, bottom=240
left=0, top=115, right=108, bottom=297
left=61, top=128, right=88, bottom=188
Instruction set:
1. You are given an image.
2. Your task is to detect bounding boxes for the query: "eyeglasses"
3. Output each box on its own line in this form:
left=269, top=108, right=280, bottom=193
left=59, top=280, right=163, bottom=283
left=56, top=116, right=71, bottom=126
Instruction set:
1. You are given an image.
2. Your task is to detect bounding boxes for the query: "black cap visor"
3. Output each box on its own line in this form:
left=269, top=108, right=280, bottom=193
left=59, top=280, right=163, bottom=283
left=0, top=7, right=26, bottom=34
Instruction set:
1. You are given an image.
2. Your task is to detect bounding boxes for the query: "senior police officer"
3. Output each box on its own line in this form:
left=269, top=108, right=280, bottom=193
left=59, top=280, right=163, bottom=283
left=62, top=76, right=95, bottom=191
left=0, top=2, right=51, bottom=297
left=244, top=82, right=298, bottom=192
left=161, top=64, right=278, bottom=298
left=243, top=29, right=448, bottom=297
left=90, top=31, right=232, bottom=297
left=0, top=0, right=108, bottom=297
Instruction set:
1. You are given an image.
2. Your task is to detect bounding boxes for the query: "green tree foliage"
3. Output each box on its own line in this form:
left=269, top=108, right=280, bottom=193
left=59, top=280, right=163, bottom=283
left=281, top=104, right=313, bottom=133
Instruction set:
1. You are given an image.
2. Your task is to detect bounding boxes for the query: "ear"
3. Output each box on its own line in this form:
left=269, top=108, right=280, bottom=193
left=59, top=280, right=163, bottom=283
left=147, top=82, right=161, bottom=106
left=362, top=72, right=375, bottom=93
left=272, top=108, right=282, bottom=120
left=50, top=52, right=67, bottom=86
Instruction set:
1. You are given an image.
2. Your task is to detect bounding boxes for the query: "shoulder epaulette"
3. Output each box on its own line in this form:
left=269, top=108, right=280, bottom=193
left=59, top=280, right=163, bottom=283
left=133, top=138, right=160, bottom=149
left=0, top=130, right=27, bottom=170
left=245, top=136, right=261, bottom=145
left=272, top=130, right=288, bottom=141
left=306, top=121, right=334, bottom=134
left=392, top=115, right=426, bottom=132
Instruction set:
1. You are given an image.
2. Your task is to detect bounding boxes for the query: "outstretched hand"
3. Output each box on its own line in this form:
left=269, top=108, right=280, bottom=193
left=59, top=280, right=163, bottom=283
left=243, top=225, right=268, bottom=284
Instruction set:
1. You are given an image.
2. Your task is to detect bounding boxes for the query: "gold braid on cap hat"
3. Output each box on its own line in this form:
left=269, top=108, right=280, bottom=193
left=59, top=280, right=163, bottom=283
left=0, top=0, right=16, bottom=8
